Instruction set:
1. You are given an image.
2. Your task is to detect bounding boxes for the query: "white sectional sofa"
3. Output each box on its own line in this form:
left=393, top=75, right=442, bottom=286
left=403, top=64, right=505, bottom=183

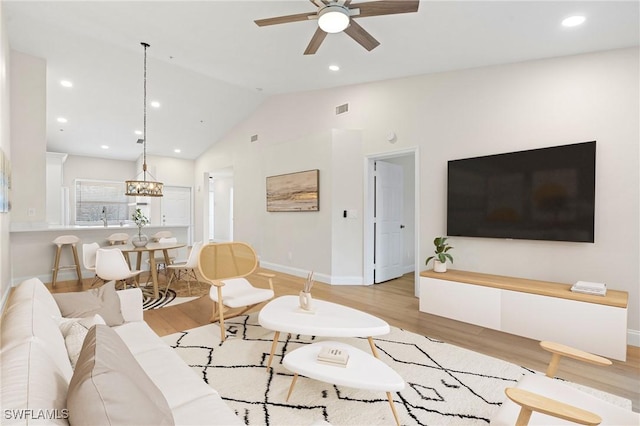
left=1, top=277, right=242, bottom=425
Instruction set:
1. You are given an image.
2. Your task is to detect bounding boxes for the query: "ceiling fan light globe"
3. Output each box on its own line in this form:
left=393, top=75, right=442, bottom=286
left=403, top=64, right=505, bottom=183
left=318, top=6, right=350, bottom=33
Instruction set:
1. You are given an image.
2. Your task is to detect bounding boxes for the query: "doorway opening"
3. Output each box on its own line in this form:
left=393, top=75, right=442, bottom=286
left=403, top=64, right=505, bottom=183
left=364, top=148, right=420, bottom=296
left=207, top=167, right=234, bottom=242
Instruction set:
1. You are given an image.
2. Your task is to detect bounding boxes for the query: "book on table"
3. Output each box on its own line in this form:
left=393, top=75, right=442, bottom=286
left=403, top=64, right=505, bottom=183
left=571, top=280, right=606, bottom=296
left=317, top=346, right=349, bottom=367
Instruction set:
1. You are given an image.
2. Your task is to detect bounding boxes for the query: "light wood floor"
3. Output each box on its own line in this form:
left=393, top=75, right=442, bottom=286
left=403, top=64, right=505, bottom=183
left=51, top=269, right=640, bottom=412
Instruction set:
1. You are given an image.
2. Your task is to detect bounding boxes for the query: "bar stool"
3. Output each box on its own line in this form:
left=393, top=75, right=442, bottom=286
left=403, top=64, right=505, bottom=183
left=51, top=235, right=83, bottom=288
left=107, top=232, right=129, bottom=245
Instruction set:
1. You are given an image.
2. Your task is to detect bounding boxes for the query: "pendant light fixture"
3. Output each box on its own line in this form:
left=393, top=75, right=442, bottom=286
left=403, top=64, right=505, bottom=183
left=125, top=42, right=163, bottom=197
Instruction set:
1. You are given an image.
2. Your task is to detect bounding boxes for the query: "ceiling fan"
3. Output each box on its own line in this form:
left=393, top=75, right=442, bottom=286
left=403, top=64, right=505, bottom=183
left=254, top=0, right=420, bottom=55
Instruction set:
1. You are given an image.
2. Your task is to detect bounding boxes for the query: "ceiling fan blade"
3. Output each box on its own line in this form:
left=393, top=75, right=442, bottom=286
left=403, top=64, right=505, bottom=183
left=353, top=0, right=419, bottom=18
left=343, top=19, right=380, bottom=51
left=255, top=11, right=317, bottom=27
left=304, top=27, right=328, bottom=55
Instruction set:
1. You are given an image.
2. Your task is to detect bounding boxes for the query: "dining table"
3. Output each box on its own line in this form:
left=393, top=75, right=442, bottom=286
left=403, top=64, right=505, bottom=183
left=119, top=241, right=186, bottom=299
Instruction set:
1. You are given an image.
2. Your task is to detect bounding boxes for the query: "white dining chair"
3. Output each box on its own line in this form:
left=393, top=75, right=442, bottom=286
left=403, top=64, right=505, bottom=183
left=147, top=237, right=178, bottom=277
left=166, top=241, right=204, bottom=295
left=95, top=248, right=142, bottom=291
left=81, top=242, right=103, bottom=287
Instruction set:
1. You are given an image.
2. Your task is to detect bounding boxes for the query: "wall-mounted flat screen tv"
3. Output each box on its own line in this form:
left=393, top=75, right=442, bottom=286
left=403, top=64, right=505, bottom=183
left=447, top=141, right=596, bottom=243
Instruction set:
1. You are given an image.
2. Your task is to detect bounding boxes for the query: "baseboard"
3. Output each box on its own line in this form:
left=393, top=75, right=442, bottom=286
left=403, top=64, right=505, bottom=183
left=627, top=329, right=640, bottom=348
left=259, top=261, right=365, bottom=285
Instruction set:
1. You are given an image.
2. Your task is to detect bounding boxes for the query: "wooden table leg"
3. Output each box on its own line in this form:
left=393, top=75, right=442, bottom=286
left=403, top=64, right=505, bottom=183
left=368, top=336, right=380, bottom=358
left=266, top=331, right=280, bottom=370
left=286, top=373, right=298, bottom=402
left=386, top=392, right=400, bottom=426
left=149, top=252, right=159, bottom=299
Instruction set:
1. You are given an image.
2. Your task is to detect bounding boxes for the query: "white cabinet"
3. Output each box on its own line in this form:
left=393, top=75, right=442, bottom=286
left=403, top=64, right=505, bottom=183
left=419, top=277, right=501, bottom=330
left=419, top=270, right=628, bottom=361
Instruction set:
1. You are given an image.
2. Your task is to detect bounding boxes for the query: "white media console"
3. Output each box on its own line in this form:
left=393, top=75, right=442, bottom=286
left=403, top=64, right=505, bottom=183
left=419, top=269, right=628, bottom=361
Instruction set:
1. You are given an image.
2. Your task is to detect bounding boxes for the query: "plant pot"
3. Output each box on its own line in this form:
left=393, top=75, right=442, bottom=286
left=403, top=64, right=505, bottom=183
left=433, top=260, right=447, bottom=273
left=131, top=234, right=148, bottom=247
left=299, top=291, right=313, bottom=311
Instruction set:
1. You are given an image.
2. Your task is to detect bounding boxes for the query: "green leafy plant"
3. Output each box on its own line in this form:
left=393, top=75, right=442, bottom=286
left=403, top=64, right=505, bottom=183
left=132, top=208, right=149, bottom=238
left=425, top=236, right=453, bottom=266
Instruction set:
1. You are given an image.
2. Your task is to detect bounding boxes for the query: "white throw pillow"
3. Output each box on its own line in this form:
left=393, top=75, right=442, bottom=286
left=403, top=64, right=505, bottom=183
left=58, top=314, right=105, bottom=369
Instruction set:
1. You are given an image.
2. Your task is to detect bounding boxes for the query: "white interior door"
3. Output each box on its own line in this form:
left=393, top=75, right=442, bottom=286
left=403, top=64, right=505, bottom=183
left=161, top=186, right=191, bottom=226
left=374, top=161, right=404, bottom=283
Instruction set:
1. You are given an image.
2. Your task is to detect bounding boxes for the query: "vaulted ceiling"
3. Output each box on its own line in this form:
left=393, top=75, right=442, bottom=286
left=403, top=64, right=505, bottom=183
left=5, top=1, right=639, bottom=160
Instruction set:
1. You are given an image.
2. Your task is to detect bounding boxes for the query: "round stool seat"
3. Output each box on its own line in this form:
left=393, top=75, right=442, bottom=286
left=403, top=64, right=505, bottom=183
left=53, top=235, right=81, bottom=246
left=107, top=233, right=129, bottom=245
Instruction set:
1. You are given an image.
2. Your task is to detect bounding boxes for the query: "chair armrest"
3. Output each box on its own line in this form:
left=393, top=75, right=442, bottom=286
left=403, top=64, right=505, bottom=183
left=505, top=387, right=602, bottom=426
left=256, top=272, right=276, bottom=278
left=116, top=288, right=143, bottom=322
left=255, top=272, right=275, bottom=291
left=207, top=279, right=224, bottom=287
left=540, top=341, right=612, bottom=377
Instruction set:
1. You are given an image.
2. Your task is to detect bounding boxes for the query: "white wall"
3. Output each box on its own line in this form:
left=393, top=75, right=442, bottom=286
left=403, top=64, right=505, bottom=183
left=9, top=50, right=46, bottom=226
left=195, top=48, right=639, bottom=334
left=0, top=2, right=12, bottom=305
left=211, top=176, right=233, bottom=241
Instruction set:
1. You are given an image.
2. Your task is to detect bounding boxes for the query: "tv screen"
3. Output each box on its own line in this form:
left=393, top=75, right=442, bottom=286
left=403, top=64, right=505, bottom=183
left=447, top=141, right=596, bottom=243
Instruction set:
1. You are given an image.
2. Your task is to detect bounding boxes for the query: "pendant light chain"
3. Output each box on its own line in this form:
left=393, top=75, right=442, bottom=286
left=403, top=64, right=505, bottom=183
left=124, top=41, right=163, bottom=197
left=142, top=42, right=149, bottom=180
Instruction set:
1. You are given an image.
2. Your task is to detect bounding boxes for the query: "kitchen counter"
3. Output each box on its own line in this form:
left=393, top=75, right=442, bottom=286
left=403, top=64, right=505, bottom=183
left=9, top=224, right=191, bottom=285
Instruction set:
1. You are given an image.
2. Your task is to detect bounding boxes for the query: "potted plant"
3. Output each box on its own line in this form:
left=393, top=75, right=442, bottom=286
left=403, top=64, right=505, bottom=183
left=425, top=236, right=453, bottom=273
left=131, top=208, right=150, bottom=247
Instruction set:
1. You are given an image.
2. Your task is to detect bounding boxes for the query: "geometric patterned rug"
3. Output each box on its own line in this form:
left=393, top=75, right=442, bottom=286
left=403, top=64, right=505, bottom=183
left=162, top=313, right=630, bottom=425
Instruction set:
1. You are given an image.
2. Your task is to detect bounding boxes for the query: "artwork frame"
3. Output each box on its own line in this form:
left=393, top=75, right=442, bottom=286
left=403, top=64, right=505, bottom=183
left=266, top=169, right=319, bottom=212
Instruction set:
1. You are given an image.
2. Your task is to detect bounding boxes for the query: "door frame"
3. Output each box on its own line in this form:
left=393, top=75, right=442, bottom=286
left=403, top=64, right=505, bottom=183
left=363, top=147, right=421, bottom=296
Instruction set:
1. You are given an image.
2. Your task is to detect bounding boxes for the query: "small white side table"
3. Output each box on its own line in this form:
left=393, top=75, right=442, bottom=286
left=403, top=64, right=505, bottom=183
left=259, top=295, right=390, bottom=369
left=283, top=341, right=405, bottom=426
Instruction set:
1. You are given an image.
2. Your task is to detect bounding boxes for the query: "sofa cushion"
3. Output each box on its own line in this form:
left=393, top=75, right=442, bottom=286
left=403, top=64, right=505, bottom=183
left=0, top=342, right=70, bottom=425
left=53, top=281, right=124, bottom=326
left=58, top=315, right=106, bottom=369
left=114, top=321, right=243, bottom=425
left=9, top=277, right=62, bottom=318
left=1, top=297, right=73, bottom=383
left=67, top=325, right=174, bottom=425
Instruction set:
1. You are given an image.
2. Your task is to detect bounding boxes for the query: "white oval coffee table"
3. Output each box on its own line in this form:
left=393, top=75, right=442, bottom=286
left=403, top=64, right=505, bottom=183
left=283, top=341, right=405, bottom=426
left=258, top=295, right=390, bottom=368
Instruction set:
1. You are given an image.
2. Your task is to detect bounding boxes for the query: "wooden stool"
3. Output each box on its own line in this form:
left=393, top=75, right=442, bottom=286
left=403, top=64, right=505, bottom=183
left=107, top=232, right=129, bottom=245
left=51, top=235, right=83, bottom=288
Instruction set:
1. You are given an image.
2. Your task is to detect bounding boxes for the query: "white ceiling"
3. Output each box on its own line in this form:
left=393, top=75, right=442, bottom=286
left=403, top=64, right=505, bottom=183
left=5, top=1, right=639, bottom=161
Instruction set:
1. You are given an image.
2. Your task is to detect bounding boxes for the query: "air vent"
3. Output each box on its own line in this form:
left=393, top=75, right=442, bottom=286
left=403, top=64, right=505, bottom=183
left=250, top=134, right=259, bottom=142
left=335, top=103, right=349, bottom=115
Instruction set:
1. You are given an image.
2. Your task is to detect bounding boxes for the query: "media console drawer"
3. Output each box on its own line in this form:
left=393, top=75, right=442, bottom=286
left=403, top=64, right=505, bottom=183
left=419, top=269, right=628, bottom=361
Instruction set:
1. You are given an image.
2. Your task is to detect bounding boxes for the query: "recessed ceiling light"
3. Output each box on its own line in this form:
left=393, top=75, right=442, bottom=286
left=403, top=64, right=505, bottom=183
left=60, top=80, right=73, bottom=88
left=329, top=65, right=340, bottom=71
left=562, top=16, right=586, bottom=27
left=150, top=101, right=161, bottom=108
left=56, top=117, right=68, bottom=123
left=174, top=149, right=181, bottom=153
left=101, top=145, right=109, bottom=150
left=134, top=130, right=142, bottom=135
